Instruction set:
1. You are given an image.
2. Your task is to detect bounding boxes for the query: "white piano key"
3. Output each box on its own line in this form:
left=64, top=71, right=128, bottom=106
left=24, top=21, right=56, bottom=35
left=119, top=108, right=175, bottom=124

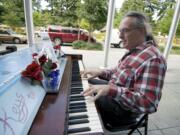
left=69, top=111, right=98, bottom=118
left=68, top=120, right=103, bottom=131
left=68, top=130, right=103, bottom=135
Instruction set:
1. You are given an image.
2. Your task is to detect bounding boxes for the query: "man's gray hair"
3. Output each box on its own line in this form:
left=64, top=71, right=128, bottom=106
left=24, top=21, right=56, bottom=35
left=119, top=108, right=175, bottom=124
left=124, top=11, right=157, bottom=46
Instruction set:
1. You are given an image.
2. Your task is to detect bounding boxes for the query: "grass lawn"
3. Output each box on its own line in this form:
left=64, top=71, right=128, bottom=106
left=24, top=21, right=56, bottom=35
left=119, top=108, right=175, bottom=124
left=159, top=44, right=180, bottom=55
left=72, top=40, right=103, bottom=50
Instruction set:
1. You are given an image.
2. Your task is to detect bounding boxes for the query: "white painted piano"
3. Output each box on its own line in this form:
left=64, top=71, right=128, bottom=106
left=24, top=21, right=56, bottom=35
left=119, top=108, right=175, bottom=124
left=0, top=49, right=104, bottom=135
left=0, top=48, right=67, bottom=135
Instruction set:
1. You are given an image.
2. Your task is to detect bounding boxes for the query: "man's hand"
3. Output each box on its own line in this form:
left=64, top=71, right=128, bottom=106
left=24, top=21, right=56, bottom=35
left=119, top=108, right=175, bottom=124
left=80, top=69, right=104, bottom=79
left=81, top=84, right=110, bottom=101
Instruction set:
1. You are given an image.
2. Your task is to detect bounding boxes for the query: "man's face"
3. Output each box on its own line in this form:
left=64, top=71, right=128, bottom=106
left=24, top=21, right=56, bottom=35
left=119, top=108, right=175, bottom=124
left=119, top=17, right=145, bottom=50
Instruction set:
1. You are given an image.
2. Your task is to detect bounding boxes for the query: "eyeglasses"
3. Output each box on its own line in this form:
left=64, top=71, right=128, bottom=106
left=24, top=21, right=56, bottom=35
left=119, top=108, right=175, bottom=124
left=119, top=28, right=138, bottom=34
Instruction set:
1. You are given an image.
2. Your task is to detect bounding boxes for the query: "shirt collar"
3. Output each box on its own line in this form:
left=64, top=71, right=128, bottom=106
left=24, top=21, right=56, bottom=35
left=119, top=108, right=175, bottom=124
left=129, top=40, right=155, bottom=53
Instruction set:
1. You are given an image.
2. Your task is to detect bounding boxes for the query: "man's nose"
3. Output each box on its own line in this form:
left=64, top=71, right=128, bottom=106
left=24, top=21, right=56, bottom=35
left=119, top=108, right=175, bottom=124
left=119, top=31, right=124, bottom=39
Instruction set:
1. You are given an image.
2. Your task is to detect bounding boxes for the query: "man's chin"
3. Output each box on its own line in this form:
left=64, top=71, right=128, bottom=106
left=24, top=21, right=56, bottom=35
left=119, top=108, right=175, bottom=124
left=122, top=43, right=128, bottom=49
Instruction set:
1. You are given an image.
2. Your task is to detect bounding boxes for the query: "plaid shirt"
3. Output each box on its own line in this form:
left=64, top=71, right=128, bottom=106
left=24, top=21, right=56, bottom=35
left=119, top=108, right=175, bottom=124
left=99, top=41, right=167, bottom=114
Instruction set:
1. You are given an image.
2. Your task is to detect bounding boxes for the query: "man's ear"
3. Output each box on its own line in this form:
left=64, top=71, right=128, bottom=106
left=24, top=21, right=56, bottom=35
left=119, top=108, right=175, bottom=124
left=139, top=27, right=146, bottom=35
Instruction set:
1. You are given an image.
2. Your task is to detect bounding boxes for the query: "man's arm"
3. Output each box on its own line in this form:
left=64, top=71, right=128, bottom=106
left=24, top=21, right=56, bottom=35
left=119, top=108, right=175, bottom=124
left=98, top=67, right=117, bottom=81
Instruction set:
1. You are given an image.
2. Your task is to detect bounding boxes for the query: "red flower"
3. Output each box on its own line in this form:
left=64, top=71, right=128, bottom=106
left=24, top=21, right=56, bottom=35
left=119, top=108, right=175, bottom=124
left=39, top=55, right=47, bottom=65
left=51, top=63, right=57, bottom=69
left=22, top=61, right=43, bottom=81
left=53, top=45, right=61, bottom=50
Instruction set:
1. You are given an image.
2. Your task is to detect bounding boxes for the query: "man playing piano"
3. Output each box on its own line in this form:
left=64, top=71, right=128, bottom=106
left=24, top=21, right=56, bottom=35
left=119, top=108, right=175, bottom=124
left=81, top=11, right=167, bottom=127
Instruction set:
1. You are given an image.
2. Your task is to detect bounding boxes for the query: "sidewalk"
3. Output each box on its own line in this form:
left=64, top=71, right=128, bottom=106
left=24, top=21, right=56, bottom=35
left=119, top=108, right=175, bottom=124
left=62, top=46, right=180, bottom=135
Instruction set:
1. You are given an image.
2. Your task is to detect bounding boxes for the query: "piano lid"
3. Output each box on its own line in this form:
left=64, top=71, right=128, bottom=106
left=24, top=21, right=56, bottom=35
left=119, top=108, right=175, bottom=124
left=0, top=48, right=32, bottom=88
left=0, top=48, right=46, bottom=135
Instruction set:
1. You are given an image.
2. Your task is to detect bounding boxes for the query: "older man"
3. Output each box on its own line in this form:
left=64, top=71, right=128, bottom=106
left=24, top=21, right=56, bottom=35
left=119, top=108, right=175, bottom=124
left=81, top=11, right=167, bottom=126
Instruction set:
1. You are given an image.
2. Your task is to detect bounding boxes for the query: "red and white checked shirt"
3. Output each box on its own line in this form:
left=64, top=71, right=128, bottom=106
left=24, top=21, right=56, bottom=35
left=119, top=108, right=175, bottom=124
left=99, top=41, right=167, bottom=114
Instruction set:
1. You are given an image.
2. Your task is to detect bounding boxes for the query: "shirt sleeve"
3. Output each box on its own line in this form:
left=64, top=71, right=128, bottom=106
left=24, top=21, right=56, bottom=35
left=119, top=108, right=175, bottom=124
left=98, top=67, right=117, bottom=81
left=108, top=58, right=167, bottom=113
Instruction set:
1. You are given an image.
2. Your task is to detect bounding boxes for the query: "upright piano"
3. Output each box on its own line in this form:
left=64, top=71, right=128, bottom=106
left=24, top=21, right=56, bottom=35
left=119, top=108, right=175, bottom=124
left=0, top=48, right=104, bottom=135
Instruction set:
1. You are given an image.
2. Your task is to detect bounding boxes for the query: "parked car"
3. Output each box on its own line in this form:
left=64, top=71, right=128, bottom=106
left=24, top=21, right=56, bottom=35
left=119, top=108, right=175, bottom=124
left=35, top=29, right=49, bottom=40
left=110, top=29, right=122, bottom=48
left=0, top=29, right=27, bottom=44
left=48, top=25, right=96, bottom=45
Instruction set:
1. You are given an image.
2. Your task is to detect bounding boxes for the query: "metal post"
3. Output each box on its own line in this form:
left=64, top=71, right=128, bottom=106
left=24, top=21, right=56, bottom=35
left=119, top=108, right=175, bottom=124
left=163, top=0, right=180, bottom=59
left=23, top=0, right=35, bottom=47
left=104, top=0, right=115, bottom=67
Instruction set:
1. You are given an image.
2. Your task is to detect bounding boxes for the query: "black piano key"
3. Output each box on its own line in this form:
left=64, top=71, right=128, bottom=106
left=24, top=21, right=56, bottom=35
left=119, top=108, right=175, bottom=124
left=71, top=84, right=82, bottom=87
left=68, top=119, right=89, bottom=125
left=70, top=95, right=84, bottom=98
left=71, top=91, right=82, bottom=95
left=71, top=86, right=83, bottom=89
left=71, top=88, right=83, bottom=91
left=71, top=78, right=81, bottom=81
left=71, top=89, right=83, bottom=92
left=70, top=90, right=83, bottom=93
left=71, top=82, right=82, bottom=85
left=71, top=89, right=82, bottom=92
left=68, top=127, right=91, bottom=134
left=69, top=102, right=86, bottom=106
left=72, top=70, right=80, bottom=72
left=72, top=75, right=81, bottom=78
left=71, top=78, right=82, bottom=83
left=69, top=105, right=86, bottom=110
left=69, top=114, right=88, bottom=120
left=69, top=108, right=87, bottom=113
left=72, top=76, right=81, bottom=79
left=70, top=97, right=85, bottom=102
left=72, top=68, right=79, bottom=70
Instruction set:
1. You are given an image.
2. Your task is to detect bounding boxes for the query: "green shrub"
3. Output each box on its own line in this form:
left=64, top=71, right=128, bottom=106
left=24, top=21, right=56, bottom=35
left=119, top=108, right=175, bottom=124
left=72, top=40, right=103, bottom=50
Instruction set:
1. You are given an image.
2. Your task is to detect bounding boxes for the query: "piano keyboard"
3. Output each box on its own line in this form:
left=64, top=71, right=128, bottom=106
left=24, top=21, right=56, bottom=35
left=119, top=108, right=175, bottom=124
left=67, top=60, right=103, bottom=135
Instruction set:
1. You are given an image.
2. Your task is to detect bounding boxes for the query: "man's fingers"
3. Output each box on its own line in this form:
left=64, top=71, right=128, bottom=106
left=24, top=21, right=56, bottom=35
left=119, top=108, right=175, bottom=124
left=81, top=85, right=96, bottom=96
left=93, top=90, right=102, bottom=101
left=81, top=87, right=93, bottom=96
left=80, top=70, right=91, bottom=78
left=80, top=71, right=87, bottom=78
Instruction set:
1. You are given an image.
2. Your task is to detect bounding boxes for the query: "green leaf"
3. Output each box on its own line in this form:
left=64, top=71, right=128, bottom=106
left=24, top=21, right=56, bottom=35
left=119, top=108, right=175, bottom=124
left=41, top=58, right=53, bottom=76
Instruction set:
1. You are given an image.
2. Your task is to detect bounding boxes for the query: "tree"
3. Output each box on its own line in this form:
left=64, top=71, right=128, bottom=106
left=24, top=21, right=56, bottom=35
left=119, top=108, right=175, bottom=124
left=114, top=0, right=179, bottom=37
left=0, top=4, right=5, bottom=24
left=0, top=0, right=25, bottom=27
left=113, top=10, right=123, bottom=28
left=43, top=0, right=80, bottom=26
left=114, top=0, right=158, bottom=28
left=81, top=0, right=108, bottom=41
left=157, top=5, right=180, bottom=37
left=33, top=11, right=52, bottom=26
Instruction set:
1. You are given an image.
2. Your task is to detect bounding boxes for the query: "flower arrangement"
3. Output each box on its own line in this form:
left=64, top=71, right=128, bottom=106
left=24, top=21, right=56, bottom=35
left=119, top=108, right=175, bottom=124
left=21, top=51, right=60, bottom=92
left=21, top=60, right=43, bottom=84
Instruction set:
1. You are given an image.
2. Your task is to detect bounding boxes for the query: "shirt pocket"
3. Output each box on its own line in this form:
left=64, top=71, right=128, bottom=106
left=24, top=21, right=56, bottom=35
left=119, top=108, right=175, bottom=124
left=116, top=65, right=135, bottom=87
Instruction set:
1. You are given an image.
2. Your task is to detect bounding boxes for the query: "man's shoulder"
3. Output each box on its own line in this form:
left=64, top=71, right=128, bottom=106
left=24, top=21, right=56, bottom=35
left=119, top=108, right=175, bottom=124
left=129, top=45, right=165, bottom=66
left=138, top=44, right=163, bottom=59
